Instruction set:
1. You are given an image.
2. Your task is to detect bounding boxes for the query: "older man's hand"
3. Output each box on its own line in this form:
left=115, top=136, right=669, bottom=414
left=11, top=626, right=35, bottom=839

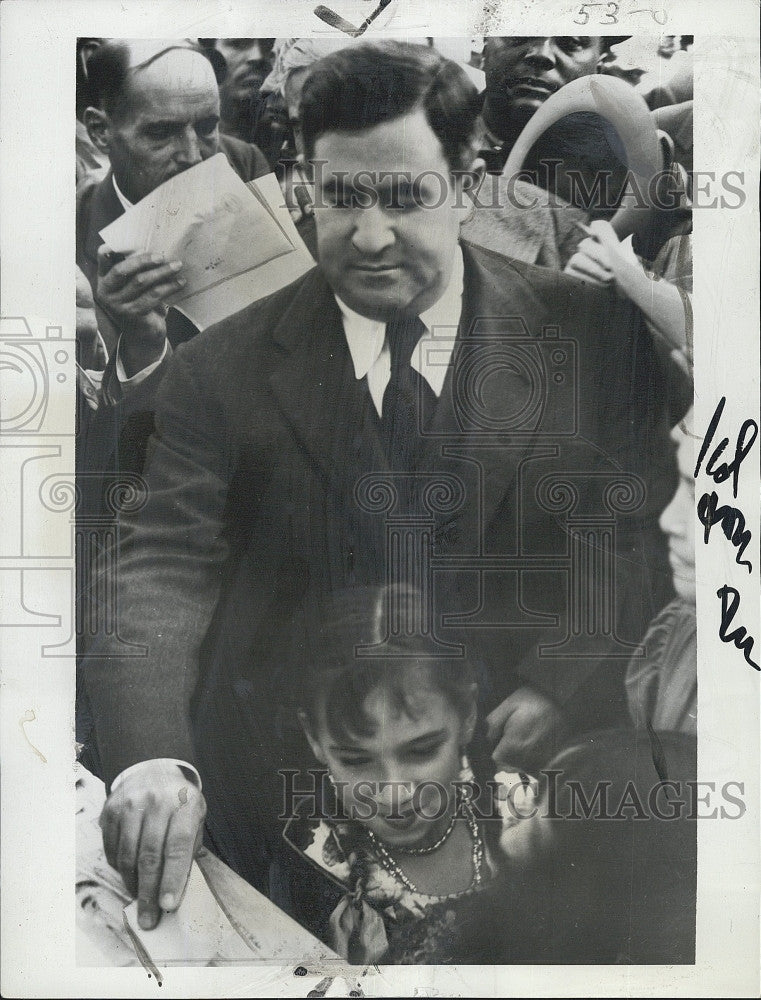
left=99, top=760, right=206, bottom=930
left=486, top=686, right=568, bottom=774
left=96, top=245, right=185, bottom=377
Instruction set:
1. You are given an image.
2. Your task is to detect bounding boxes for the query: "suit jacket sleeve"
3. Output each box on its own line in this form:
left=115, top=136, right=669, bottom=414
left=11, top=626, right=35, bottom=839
left=83, top=345, right=237, bottom=784
left=77, top=347, right=173, bottom=518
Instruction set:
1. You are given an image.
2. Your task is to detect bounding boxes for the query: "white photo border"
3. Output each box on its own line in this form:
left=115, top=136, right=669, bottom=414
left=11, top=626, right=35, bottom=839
left=1, top=1, right=758, bottom=996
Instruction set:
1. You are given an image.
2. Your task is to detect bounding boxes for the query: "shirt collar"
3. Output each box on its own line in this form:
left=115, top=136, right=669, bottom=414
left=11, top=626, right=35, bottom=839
left=336, top=246, right=464, bottom=394
left=111, top=174, right=133, bottom=211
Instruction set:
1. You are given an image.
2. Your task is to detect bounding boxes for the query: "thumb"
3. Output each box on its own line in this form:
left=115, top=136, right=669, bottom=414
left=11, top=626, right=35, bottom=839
left=588, top=219, right=620, bottom=250
left=96, top=244, right=122, bottom=278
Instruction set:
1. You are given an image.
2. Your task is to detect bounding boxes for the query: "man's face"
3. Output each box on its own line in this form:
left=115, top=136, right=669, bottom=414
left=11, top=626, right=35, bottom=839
left=215, top=38, right=274, bottom=104
left=313, top=108, right=472, bottom=322
left=105, top=48, right=220, bottom=204
left=484, top=36, right=604, bottom=129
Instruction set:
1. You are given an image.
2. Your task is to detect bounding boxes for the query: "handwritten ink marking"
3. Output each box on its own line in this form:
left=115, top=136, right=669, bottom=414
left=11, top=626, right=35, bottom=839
left=694, top=395, right=759, bottom=499
left=576, top=0, right=669, bottom=25
left=717, top=585, right=760, bottom=671
left=694, top=400, right=759, bottom=673
left=629, top=6, right=668, bottom=24
left=697, top=491, right=753, bottom=572
left=19, top=709, right=47, bottom=763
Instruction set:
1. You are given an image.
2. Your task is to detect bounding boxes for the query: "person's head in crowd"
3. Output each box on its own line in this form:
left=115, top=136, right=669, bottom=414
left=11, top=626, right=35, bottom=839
left=256, top=38, right=357, bottom=162
left=83, top=39, right=223, bottom=204
left=660, top=411, right=696, bottom=603
left=297, top=585, right=478, bottom=851
left=299, top=41, right=484, bottom=321
left=657, top=35, right=692, bottom=59
left=481, top=36, right=628, bottom=140
left=199, top=38, right=275, bottom=138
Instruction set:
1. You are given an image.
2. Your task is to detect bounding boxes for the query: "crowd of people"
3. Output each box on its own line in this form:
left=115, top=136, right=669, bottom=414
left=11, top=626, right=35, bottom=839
left=74, top=35, right=696, bottom=964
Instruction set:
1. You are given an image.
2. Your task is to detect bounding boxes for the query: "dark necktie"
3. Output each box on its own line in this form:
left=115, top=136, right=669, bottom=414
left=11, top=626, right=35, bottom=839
left=379, top=313, right=434, bottom=471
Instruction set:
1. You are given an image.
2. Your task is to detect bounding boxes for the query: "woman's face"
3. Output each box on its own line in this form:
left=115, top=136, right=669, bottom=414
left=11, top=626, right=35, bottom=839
left=304, top=666, right=475, bottom=849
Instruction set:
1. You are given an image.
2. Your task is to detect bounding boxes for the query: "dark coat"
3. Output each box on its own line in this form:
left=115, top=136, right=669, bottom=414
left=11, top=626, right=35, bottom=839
left=83, top=240, right=686, bottom=891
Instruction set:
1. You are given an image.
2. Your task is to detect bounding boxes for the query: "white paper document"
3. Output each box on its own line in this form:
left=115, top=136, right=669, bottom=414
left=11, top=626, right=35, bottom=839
left=99, top=155, right=314, bottom=330
left=123, top=864, right=254, bottom=965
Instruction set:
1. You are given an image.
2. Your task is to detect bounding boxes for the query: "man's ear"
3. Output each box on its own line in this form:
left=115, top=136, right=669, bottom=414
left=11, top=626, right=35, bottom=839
left=83, top=107, right=111, bottom=154
left=297, top=708, right=327, bottom=764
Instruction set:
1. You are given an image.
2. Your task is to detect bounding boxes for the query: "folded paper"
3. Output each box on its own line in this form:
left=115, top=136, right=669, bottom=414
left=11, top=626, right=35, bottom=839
left=100, top=155, right=314, bottom=330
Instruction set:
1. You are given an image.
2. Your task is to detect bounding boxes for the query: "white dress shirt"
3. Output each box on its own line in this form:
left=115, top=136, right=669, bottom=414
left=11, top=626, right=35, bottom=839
left=112, top=173, right=132, bottom=212
left=336, top=246, right=465, bottom=416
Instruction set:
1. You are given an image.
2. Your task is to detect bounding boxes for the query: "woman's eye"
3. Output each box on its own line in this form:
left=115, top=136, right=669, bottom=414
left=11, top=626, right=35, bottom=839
left=322, top=188, right=350, bottom=208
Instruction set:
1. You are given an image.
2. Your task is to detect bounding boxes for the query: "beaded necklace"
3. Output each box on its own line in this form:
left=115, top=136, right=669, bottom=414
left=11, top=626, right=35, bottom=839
left=365, top=794, right=485, bottom=896
left=392, top=810, right=456, bottom=856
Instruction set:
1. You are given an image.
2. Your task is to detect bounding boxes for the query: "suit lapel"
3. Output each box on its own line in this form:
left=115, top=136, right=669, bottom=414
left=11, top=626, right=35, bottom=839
left=268, top=269, right=389, bottom=497
left=268, top=245, right=548, bottom=542
left=82, top=172, right=124, bottom=279
left=419, top=243, right=544, bottom=545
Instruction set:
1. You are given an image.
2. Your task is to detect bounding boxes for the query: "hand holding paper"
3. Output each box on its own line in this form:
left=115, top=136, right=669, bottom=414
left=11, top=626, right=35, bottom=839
left=95, top=247, right=184, bottom=376
left=99, top=760, right=206, bottom=931
left=565, top=220, right=690, bottom=355
left=123, top=863, right=253, bottom=964
left=99, top=154, right=313, bottom=333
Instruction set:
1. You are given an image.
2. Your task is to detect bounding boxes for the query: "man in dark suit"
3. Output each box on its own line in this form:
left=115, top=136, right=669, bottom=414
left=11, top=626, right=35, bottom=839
left=74, top=38, right=271, bottom=579
left=85, top=41, right=684, bottom=930
left=76, top=38, right=270, bottom=359
left=74, top=41, right=269, bottom=766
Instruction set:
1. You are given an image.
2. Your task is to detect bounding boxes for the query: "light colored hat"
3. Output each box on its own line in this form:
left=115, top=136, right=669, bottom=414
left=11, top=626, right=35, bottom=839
left=260, top=37, right=358, bottom=97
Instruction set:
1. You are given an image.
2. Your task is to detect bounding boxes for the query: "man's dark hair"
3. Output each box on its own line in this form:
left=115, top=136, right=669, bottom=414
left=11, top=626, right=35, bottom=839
left=85, top=39, right=224, bottom=119
left=299, top=41, right=483, bottom=172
